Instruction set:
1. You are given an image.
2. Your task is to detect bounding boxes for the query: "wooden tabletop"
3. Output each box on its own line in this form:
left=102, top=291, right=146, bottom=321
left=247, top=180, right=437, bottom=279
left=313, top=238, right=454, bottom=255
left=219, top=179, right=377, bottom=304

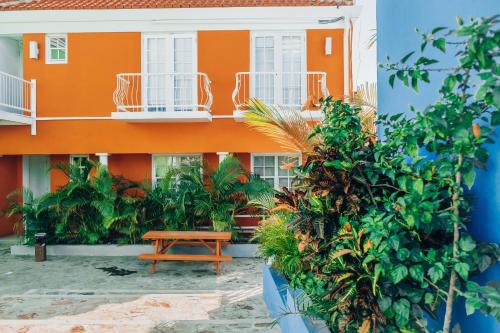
left=142, top=230, right=232, bottom=241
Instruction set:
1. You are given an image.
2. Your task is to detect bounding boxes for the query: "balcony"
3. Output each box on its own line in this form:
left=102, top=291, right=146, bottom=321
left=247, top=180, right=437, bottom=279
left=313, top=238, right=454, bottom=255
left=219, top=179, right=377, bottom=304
left=0, top=71, right=36, bottom=134
left=112, top=73, right=213, bottom=122
left=232, top=72, right=329, bottom=122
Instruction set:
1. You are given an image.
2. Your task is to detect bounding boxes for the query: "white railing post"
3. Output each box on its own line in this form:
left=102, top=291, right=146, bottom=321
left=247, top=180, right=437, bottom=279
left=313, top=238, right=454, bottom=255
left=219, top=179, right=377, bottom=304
left=30, top=79, right=36, bottom=135
left=231, top=73, right=240, bottom=111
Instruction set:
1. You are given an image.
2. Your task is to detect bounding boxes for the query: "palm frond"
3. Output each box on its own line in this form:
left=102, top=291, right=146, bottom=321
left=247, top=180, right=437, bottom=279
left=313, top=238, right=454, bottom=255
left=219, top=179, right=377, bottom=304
left=348, top=82, right=377, bottom=134
left=209, top=155, right=245, bottom=195
left=244, top=98, right=319, bottom=153
left=367, top=30, right=377, bottom=49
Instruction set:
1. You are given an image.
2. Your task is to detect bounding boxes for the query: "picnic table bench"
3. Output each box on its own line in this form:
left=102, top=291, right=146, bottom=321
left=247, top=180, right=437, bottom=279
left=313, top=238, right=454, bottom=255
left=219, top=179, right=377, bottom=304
left=138, top=231, right=232, bottom=274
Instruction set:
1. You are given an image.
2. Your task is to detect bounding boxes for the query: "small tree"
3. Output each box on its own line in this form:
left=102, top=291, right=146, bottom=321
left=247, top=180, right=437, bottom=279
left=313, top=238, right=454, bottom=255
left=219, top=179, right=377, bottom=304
left=382, top=15, right=499, bottom=332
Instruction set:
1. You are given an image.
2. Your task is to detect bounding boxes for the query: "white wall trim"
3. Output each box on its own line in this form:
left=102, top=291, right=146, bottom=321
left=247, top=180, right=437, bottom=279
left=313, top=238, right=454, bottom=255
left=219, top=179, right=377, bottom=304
left=34, top=115, right=248, bottom=121
left=0, top=6, right=361, bottom=34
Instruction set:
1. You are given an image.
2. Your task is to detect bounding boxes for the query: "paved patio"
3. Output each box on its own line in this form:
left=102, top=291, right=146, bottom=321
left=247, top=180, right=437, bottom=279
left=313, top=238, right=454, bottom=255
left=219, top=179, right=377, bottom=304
left=0, top=243, right=279, bottom=333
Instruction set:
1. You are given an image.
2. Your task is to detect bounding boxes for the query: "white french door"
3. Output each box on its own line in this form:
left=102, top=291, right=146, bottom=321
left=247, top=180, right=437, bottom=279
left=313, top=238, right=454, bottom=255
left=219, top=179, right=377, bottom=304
left=251, top=32, right=306, bottom=108
left=22, top=155, right=50, bottom=200
left=142, top=33, right=197, bottom=112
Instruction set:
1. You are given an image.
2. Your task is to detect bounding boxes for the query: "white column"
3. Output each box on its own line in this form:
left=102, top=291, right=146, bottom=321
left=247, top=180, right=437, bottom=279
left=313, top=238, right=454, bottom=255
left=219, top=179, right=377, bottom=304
left=216, top=152, right=229, bottom=164
left=95, top=153, right=109, bottom=166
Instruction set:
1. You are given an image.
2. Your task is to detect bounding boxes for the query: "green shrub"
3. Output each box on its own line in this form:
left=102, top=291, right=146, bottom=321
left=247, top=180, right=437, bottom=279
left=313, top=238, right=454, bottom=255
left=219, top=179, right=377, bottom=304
left=5, top=155, right=273, bottom=244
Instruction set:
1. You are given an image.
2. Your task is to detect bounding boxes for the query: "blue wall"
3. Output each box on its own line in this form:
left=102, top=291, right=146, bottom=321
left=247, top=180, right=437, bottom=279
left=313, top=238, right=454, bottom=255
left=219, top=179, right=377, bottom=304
left=377, top=1, right=500, bottom=332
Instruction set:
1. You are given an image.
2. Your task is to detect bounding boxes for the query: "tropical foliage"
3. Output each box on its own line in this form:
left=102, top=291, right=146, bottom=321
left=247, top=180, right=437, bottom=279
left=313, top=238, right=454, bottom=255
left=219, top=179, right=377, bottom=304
left=5, top=156, right=272, bottom=244
left=253, top=16, right=499, bottom=333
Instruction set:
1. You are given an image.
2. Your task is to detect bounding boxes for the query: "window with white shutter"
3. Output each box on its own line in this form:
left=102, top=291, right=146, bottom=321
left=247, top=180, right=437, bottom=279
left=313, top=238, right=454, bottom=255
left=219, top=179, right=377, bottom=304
left=46, top=34, right=67, bottom=64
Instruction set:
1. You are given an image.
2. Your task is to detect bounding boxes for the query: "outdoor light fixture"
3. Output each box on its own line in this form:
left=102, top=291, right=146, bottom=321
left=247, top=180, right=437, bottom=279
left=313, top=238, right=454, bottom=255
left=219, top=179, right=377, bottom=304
left=318, top=16, right=345, bottom=24
left=325, top=37, right=332, bottom=55
left=29, top=41, right=38, bottom=59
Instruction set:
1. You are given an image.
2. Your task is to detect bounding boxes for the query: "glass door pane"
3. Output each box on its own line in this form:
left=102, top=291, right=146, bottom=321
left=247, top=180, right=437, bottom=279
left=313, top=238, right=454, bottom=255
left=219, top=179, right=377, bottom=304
left=281, top=35, right=303, bottom=109
left=145, top=37, right=168, bottom=112
left=173, top=37, right=195, bottom=112
left=254, top=36, right=275, bottom=104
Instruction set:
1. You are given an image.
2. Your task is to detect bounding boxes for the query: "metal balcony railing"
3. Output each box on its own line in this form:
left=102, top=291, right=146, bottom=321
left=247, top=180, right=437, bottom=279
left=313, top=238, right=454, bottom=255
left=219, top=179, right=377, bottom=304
left=0, top=71, right=36, bottom=116
left=232, top=71, right=329, bottom=112
left=0, top=71, right=36, bottom=134
left=113, top=73, right=213, bottom=113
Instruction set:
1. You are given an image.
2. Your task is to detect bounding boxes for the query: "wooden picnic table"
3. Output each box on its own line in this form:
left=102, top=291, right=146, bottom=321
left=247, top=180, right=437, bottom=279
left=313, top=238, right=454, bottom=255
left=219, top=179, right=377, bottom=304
left=138, top=231, right=232, bottom=274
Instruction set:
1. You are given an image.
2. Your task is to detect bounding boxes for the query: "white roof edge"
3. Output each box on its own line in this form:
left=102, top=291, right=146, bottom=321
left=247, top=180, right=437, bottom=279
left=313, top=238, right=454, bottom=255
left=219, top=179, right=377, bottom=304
left=0, top=6, right=362, bottom=34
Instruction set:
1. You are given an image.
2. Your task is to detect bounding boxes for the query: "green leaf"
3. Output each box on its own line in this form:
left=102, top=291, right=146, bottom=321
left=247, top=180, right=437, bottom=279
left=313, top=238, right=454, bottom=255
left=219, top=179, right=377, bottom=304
left=433, top=37, right=446, bottom=53
left=455, top=262, right=470, bottom=280
left=373, top=263, right=383, bottom=294
left=397, top=248, right=410, bottom=261
left=443, top=75, right=456, bottom=93
left=432, top=26, right=447, bottom=34
left=393, top=298, right=410, bottom=327
left=413, top=178, right=424, bottom=195
left=390, top=264, right=408, bottom=284
left=428, top=263, right=445, bottom=283
left=410, top=265, right=424, bottom=283
left=378, top=295, right=392, bottom=312
left=424, top=292, right=434, bottom=305
left=491, top=111, right=500, bottom=126
left=411, top=76, right=419, bottom=92
left=465, top=297, right=483, bottom=316
left=463, top=169, right=476, bottom=190
left=389, top=74, right=396, bottom=88
left=401, top=51, right=415, bottom=64
left=459, top=236, right=476, bottom=252
left=477, top=254, right=492, bottom=272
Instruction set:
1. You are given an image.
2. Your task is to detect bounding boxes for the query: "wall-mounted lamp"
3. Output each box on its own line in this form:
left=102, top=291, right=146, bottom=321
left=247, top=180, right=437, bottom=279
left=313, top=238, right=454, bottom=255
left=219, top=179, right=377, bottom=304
left=29, top=41, right=39, bottom=59
left=325, top=37, right=332, bottom=56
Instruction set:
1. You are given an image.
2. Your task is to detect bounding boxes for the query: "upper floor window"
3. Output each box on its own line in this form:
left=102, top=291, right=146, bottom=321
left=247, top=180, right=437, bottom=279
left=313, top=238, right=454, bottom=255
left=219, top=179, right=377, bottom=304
left=142, top=33, right=197, bottom=112
left=251, top=32, right=306, bottom=108
left=152, top=154, right=201, bottom=186
left=252, top=154, right=300, bottom=189
left=46, top=34, right=67, bottom=64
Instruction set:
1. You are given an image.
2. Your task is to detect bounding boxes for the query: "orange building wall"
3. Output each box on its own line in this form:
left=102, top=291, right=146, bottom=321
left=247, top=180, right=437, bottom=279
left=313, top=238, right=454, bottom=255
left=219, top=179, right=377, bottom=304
left=307, top=29, right=344, bottom=99
left=108, top=154, right=151, bottom=183
left=50, top=155, right=69, bottom=191
left=0, top=29, right=344, bottom=156
left=198, top=30, right=250, bottom=116
left=0, top=156, right=22, bottom=236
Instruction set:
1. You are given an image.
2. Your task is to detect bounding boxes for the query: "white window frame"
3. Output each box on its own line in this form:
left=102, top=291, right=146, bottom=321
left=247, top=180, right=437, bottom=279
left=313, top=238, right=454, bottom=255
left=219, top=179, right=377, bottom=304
left=250, top=31, right=307, bottom=106
left=250, top=153, right=301, bottom=189
left=69, top=154, right=89, bottom=175
left=141, top=33, right=198, bottom=112
left=152, top=153, right=202, bottom=186
left=45, top=34, right=68, bottom=64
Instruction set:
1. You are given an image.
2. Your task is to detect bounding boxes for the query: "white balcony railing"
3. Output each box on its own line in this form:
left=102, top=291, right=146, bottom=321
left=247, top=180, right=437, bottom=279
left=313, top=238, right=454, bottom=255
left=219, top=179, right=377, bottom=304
left=113, top=73, right=213, bottom=114
left=232, top=72, right=329, bottom=114
left=0, top=71, right=36, bottom=134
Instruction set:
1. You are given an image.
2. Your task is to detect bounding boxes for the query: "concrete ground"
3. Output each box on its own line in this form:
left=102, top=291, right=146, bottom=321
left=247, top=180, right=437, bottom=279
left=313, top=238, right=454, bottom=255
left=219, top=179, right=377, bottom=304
left=0, top=243, right=279, bottom=333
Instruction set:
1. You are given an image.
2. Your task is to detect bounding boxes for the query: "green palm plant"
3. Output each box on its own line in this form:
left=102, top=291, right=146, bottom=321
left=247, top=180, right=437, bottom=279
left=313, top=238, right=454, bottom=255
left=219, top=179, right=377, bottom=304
left=4, top=189, right=56, bottom=244
left=47, top=159, right=116, bottom=244
left=194, top=155, right=272, bottom=233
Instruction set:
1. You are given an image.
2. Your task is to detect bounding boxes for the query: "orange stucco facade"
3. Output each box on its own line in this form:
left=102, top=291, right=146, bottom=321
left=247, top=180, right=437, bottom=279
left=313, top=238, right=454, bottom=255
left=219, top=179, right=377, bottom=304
left=0, top=28, right=345, bottom=234
left=0, top=29, right=344, bottom=154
